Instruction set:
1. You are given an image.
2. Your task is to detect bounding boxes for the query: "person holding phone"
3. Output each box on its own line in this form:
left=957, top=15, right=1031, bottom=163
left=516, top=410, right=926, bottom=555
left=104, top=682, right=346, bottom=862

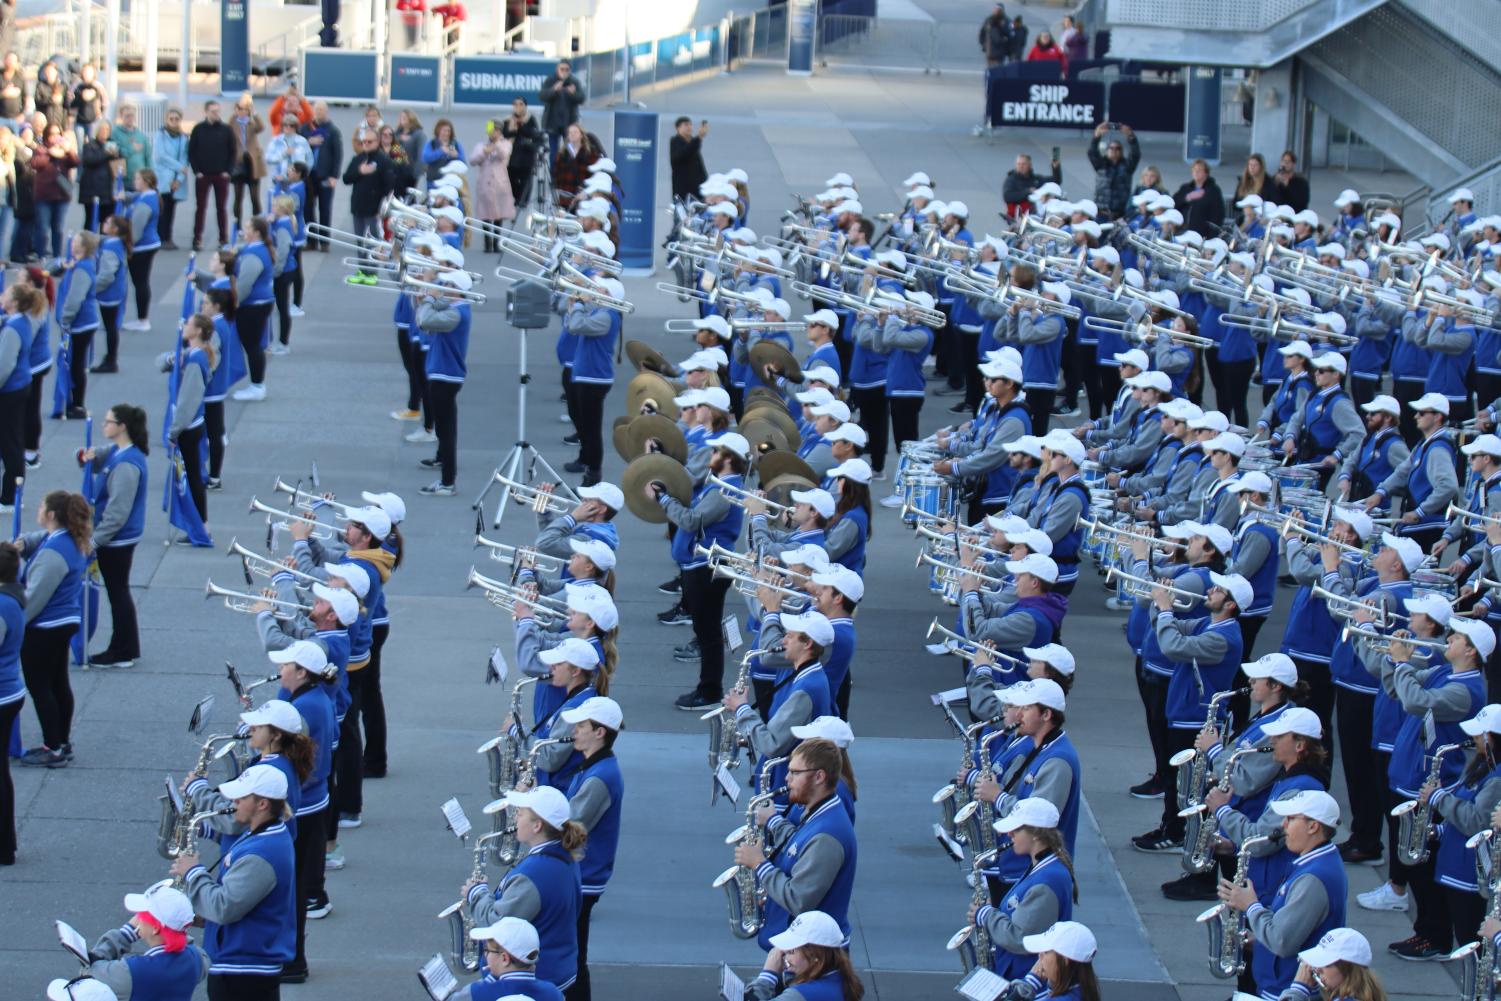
left=1088, top=121, right=1138, bottom=220
left=669, top=116, right=708, bottom=202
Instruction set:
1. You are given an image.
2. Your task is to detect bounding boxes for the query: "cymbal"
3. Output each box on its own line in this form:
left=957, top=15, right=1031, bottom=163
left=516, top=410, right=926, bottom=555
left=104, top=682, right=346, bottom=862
left=739, top=418, right=791, bottom=457
left=624, top=414, right=689, bottom=464
left=762, top=472, right=818, bottom=508
left=625, top=339, right=675, bottom=377
left=743, top=386, right=786, bottom=413
left=626, top=370, right=680, bottom=418
left=612, top=416, right=634, bottom=463
left=749, top=340, right=802, bottom=385
left=742, top=403, right=801, bottom=450
left=757, top=450, right=818, bottom=487
left=621, top=454, right=693, bottom=524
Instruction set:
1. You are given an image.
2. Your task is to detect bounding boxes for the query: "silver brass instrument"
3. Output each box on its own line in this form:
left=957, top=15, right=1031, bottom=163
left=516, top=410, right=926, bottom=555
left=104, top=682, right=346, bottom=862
left=464, top=567, right=568, bottom=628
left=935, top=720, right=990, bottom=846
left=485, top=737, right=572, bottom=867
left=272, top=477, right=358, bottom=519
left=954, top=730, right=1008, bottom=853
left=1171, top=688, right=1248, bottom=874
left=713, top=779, right=787, bottom=939
left=478, top=677, right=540, bottom=805
left=926, top=619, right=1021, bottom=667
left=473, top=536, right=566, bottom=584
left=1449, top=503, right=1501, bottom=530
left=1198, top=833, right=1275, bottom=978
left=248, top=496, right=336, bottom=541
left=167, top=806, right=234, bottom=888
left=946, top=848, right=1000, bottom=974
left=703, top=650, right=766, bottom=804
left=157, top=734, right=242, bottom=858
left=1311, top=585, right=1401, bottom=627
left=204, top=579, right=313, bottom=620
left=1453, top=828, right=1501, bottom=1001
left=1339, top=623, right=1448, bottom=652
left=1393, top=740, right=1471, bottom=864
left=1471, top=827, right=1501, bottom=899
left=1181, top=741, right=1269, bottom=876
left=488, top=472, right=580, bottom=515
left=1103, top=566, right=1201, bottom=611
left=441, top=830, right=506, bottom=972
left=226, top=538, right=327, bottom=587
left=707, top=474, right=794, bottom=517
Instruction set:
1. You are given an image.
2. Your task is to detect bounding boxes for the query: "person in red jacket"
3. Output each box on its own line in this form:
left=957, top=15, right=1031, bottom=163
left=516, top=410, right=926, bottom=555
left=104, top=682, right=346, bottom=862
left=1026, top=30, right=1068, bottom=76
left=396, top=0, right=426, bottom=48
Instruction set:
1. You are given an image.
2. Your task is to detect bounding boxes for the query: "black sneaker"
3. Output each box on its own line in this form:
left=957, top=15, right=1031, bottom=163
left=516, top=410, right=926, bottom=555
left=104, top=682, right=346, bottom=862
left=674, top=689, right=721, bottom=711
left=1338, top=839, right=1383, bottom=865
left=657, top=604, right=691, bottom=626
left=673, top=639, right=701, bottom=662
left=24, top=453, right=40, bottom=469
left=563, top=433, right=581, bottom=445
left=1129, top=775, right=1165, bottom=799
left=279, top=962, right=309, bottom=983
left=946, top=401, right=969, bottom=415
left=19, top=746, right=67, bottom=768
left=418, top=457, right=442, bottom=469
left=87, top=651, right=135, bottom=669
left=305, top=895, right=332, bottom=919
left=191, top=239, right=203, bottom=252
left=1390, top=935, right=1444, bottom=961
left=564, top=460, right=587, bottom=473
left=657, top=577, right=681, bottom=595
left=1131, top=826, right=1183, bottom=853
left=65, top=406, right=89, bottom=420
left=89, top=361, right=118, bottom=374
left=1160, top=871, right=1218, bottom=901
left=934, top=385, right=965, bottom=397
left=581, top=469, right=601, bottom=488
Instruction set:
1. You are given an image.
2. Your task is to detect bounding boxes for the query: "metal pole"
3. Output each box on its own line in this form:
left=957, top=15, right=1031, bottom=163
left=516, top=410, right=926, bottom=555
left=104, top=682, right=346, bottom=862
left=104, top=0, right=120, bottom=105
left=143, top=0, right=160, bottom=94
left=178, top=0, right=192, bottom=111
left=80, top=0, right=93, bottom=65
left=622, top=1, right=631, bottom=105
left=375, top=0, right=388, bottom=99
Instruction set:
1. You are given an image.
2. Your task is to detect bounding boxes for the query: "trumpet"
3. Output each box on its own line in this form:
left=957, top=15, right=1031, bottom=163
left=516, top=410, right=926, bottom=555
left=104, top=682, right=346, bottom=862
left=707, top=474, right=793, bottom=517
left=1448, top=503, right=1501, bottom=529
left=553, top=277, right=635, bottom=313
left=225, top=538, right=327, bottom=586
left=473, top=536, right=566, bottom=582
left=464, top=567, right=568, bottom=627
left=272, top=477, right=357, bottom=519
left=1103, top=567, right=1201, bottom=610
left=703, top=554, right=807, bottom=605
left=248, top=496, right=336, bottom=540
left=204, top=579, right=313, bottom=619
left=1311, top=586, right=1402, bottom=627
left=1280, top=516, right=1368, bottom=558
left=1339, top=624, right=1449, bottom=652
left=490, top=472, right=579, bottom=515
left=925, top=619, right=1022, bottom=667
left=916, top=550, right=1007, bottom=586
left=1077, top=516, right=1184, bottom=553
left=915, top=523, right=1009, bottom=560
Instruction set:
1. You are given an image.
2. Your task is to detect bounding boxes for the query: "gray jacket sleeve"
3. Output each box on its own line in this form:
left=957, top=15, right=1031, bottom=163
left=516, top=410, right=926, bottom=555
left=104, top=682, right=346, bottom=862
left=170, top=362, right=206, bottom=437
left=872, top=314, right=930, bottom=351
left=569, top=774, right=614, bottom=832
left=979, top=880, right=1063, bottom=955
left=92, top=457, right=141, bottom=547
left=963, top=593, right=1044, bottom=649
left=0, top=324, right=17, bottom=386
left=129, top=200, right=152, bottom=243
left=415, top=298, right=461, bottom=333
left=271, top=226, right=291, bottom=271
left=514, top=619, right=565, bottom=680
left=1390, top=662, right=1478, bottom=720
left=232, top=254, right=264, bottom=302
left=1154, top=609, right=1229, bottom=664
left=756, top=830, right=847, bottom=918
left=659, top=487, right=735, bottom=537
left=21, top=546, right=67, bottom=622
left=965, top=666, right=1002, bottom=723
left=88, top=925, right=140, bottom=998
left=1329, top=396, right=1364, bottom=461
left=1101, top=417, right=1164, bottom=472
left=1432, top=774, right=1501, bottom=839
left=96, top=249, right=122, bottom=293
left=532, top=729, right=577, bottom=773
left=567, top=302, right=613, bottom=338
left=58, top=267, right=94, bottom=329
left=532, top=513, right=586, bottom=559
left=1415, top=446, right=1460, bottom=516
left=183, top=852, right=280, bottom=925
left=1230, top=529, right=1273, bottom=582
left=1246, top=871, right=1332, bottom=957
left=468, top=870, right=542, bottom=927
left=735, top=688, right=813, bottom=760
left=1013, top=310, right=1063, bottom=346
left=1375, top=448, right=1417, bottom=499
left=1213, top=797, right=1288, bottom=854
left=822, top=517, right=859, bottom=563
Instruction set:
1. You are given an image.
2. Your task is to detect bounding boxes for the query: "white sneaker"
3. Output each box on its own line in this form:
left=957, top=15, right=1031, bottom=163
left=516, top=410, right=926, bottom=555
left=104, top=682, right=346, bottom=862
left=558, top=413, right=573, bottom=424
left=289, top=304, right=306, bottom=317
left=1356, top=882, right=1410, bottom=911
left=232, top=383, right=266, bottom=401
left=122, top=318, right=150, bottom=332
left=404, top=428, right=437, bottom=443
left=878, top=492, right=904, bottom=509
left=267, top=343, right=290, bottom=356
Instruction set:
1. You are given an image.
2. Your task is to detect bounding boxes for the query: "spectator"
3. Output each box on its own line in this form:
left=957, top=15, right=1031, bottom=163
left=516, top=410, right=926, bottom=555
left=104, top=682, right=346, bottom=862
left=1060, top=15, right=1088, bottom=63
left=431, top=1, right=466, bottom=47
left=268, top=83, right=313, bottom=132
left=1233, top=153, right=1273, bottom=202
left=0, top=0, right=13, bottom=58
left=1133, top=164, right=1168, bottom=199
left=361, top=104, right=384, bottom=135
left=152, top=106, right=189, bottom=249
left=470, top=120, right=514, bottom=252
left=1172, top=158, right=1226, bottom=237
left=69, top=62, right=105, bottom=152
left=266, top=114, right=311, bottom=196
left=1009, top=16, right=1028, bottom=61
left=377, top=124, right=415, bottom=199
left=397, top=0, right=427, bottom=48
left=10, top=125, right=34, bottom=260
left=186, top=99, right=233, bottom=250
left=538, top=60, right=585, bottom=161
left=76, top=120, right=116, bottom=230
left=1087, top=121, right=1139, bottom=219
left=112, top=103, right=151, bottom=188
left=0, top=126, right=15, bottom=257
left=499, top=98, right=541, bottom=208
left=1002, top=151, right=1060, bottom=217
left=31, top=123, right=75, bottom=258
left=0, top=52, right=24, bottom=127
left=341, top=128, right=393, bottom=283
left=1026, top=30, right=1067, bottom=76
left=978, top=3, right=1011, bottom=66
left=669, top=115, right=708, bottom=202
left=32, top=62, right=66, bottom=131
left=1271, top=149, right=1310, bottom=212
left=394, top=109, right=425, bottom=169
left=420, top=117, right=464, bottom=186
left=228, top=92, right=266, bottom=223
left=301, top=101, right=342, bottom=251
left=552, top=122, right=598, bottom=203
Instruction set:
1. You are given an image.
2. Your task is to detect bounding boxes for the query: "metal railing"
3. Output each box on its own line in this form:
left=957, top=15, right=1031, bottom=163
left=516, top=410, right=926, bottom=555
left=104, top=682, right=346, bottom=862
left=251, top=12, right=325, bottom=92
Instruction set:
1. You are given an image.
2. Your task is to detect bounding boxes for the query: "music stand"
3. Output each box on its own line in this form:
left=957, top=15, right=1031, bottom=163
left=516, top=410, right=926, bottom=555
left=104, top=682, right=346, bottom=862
left=471, top=278, right=572, bottom=527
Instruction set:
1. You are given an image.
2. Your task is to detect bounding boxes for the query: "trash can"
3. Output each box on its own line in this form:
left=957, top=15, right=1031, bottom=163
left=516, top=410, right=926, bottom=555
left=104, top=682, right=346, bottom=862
left=121, top=91, right=170, bottom=135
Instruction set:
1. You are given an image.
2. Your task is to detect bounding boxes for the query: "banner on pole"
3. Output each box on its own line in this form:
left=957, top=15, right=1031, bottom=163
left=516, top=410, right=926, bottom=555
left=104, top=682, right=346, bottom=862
left=612, top=110, right=658, bottom=273
left=220, top=0, right=251, bottom=94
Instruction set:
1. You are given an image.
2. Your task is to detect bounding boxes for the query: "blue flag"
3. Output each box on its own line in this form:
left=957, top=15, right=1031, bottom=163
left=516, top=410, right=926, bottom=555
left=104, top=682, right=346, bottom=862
left=79, top=417, right=94, bottom=501
left=89, top=197, right=99, bottom=232
left=50, top=332, right=70, bottom=418
left=163, top=446, right=212, bottom=547
left=72, top=421, right=100, bottom=664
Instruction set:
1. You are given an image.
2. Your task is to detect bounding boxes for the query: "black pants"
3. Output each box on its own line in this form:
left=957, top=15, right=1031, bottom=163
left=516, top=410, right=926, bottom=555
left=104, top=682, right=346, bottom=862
left=851, top=386, right=888, bottom=475
left=1291, top=657, right=1335, bottom=760
left=237, top=301, right=272, bottom=385
left=1445, top=886, right=1486, bottom=951
left=311, top=180, right=334, bottom=238
left=1240, top=615, right=1265, bottom=660
left=507, top=165, right=534, bottom=209
left=397, top=330, right=422, bottom=412
left=1099, top=365, right=1122, bottom=419
left=291, top=265, right=304, bottom=308
left=958, top=330, right=982, bottom=404
left=835, top=670, right=852, bottom=720
left=1262, top=382, right=1277, bottom=406
left=1217, top=359, right=1254, bottom=428
left=1138, top=665, right=1167, bottom=787
left=128, top=248, right=156, bottom=321
left=362, top=623, right=389, bottom=774
left=98, top=303, right=122, bottom=366
left=273, top=271, right=295, bottom=345
left=418, top=349, right=433, bottom=432
left=68, top=328, right=95, bottom=408
left=193, top=173, right=229, bottom=244
left=0, top=696, right=21, bottom=862
left=1407, top=841, right=1450, bottom=948
left=176, top=424, right=208, bottom=522
left=1350, top=375, right=1379, bottom=412
left=207, top=972, right=280, bottom=1001
left=752, top=677, right=774, bottom=720
left=232, top=174, right=262, bottom=221
left=1158, top=725, right=1196, bottom=835
left=158, top=196, right=178, bottom=245
left=0, top=385, right=25, bottom=503
left=292, top=806, right=327, bottom=967
left=573, top=381, right=610, bottom=473
left=1059, top=324, right=1082, bottom=406
left=565, top=893, right=600, bottom=1001
left=337, top=668, right=367, bottom=814
left=24, top=370, right=44, bottom=451
left=1335, top=687, right=1381, bottom=853
left=21, top=624, right=75, bottom=749
left=562, top=365, right=578, bottom=431
left=1079, top=354, right=1104, bottom=420
left=682, top=565, right=731, bottom=697
left=205, top=401, right=226, bottom=479
left=95, top=543, right=139, bottom=659
left=890, top=396, right=923, bottom=455
left=1026, top=388, right=1055, bottom=436
left=1394, top=380, right=1424, bottom=443
left=430, top=380, right=461, bottom=486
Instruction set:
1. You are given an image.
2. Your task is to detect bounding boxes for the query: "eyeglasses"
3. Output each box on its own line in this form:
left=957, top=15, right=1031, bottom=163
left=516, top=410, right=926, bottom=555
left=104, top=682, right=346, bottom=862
left=785, top=767, right=822, bottom=777
left=484, top=945, right=504, bottom=956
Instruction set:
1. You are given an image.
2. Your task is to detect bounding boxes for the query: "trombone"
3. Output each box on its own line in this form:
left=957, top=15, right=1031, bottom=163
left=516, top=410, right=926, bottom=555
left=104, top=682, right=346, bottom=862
left=473, top=535, right=566, bottom=581
left=925, top=619, right=1021, bottom=666
left=226, top=538, right=327, bottom=586
left=708, top=474, right=793, bottom=517
left=273, top=477, right=356, bottom=519
left=248, top=497, right=336, bottom=540
left=306, top=223, right=391, bottom=255
left=384, top=198, right=436, bottom=231
left=464, top=567, right=568, bottom=626
left=205, top=579, right=314, bottom=620
left=491, top=471, right=579, bottom=515
left=359, top=275, right=489, bottom=304
left=1103, top=567, right=1201, bottom=610
left=1080, top=314, right=1214, bottom=349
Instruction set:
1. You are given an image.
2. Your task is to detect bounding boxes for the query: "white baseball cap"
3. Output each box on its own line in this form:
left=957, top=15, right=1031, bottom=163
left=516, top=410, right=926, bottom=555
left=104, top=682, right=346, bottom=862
left=325, top=561, right=370, bottom=598
left=469, top=915, right=541, bottom=963
left=978, top=357, right=1024, bottom=384
left=825, top=424, right=869, bottom=448
left=1329, top=505, right=1374, bottom=541
left=268, top=640, right=330, bottom=676
left=1112, top=348, right=1149, bottom=370
left=1410, top=392, right=1451, bottom=415
left=538, top=636, right=602, bottom=670
left=781, top=610, right=836, bottom=647
left=1299, top=927, right=1372, bottom=969
left=1204, top=432, right=1245, bottom=458
left=1043, top=434, right=1086, bottom=466
left=1310, top=352, right=1347, bottom=375
left=312, top=582, right=359, bottom=626
left=1209, top=571, right=1254, bottom=611
left=1270, top=789, right=1341, bottom=827
left=810, top=400, right=852, bottom=423
left=1007, top=528, right=1053, bottom=557
left=219, top=762, right=290, bottom=801
left=1005, top=554, right=1059, bottom=584
left=1163, top=520, right=1233, bottom=555
left=828, top=457, right=872, bottom=483
left=1461, top=705, right=1501, bottom=737
left=1159, top=398, right=1203, bottom=422
left=564, top=585, right=619, bottom=633
left=691, top=315, right=731, bottom=339
left=791, top=715, right=855, bottom=747
left=359, top=490, right=406, bottom=525
left=1188, top=410, right=1230, bottom=432
left=993, top=796, right=1060, bottom=834
left=781, top=544, right=831, bottom=572
left=1022, top=643, right=1075, bottom=676
left=1379, top=532, right=1425, bottom=573
left=1023, top=921, right=1099, bottom=963
left=1242, top=653, right=1297, bottom=686
left=812, top=566, right=864, bottom=602
left=1278, top=340, right=1314, bottom=360
left=1260, top=706, right=1323, bottom=739
left=1403, top=592, right=1453, bottom=627
left=579, top=481, right=625, bottom=511
left=804, top=308, right=840, bottom=329
left=123, top=882, right=195, bottom=931
left=769, top=910, right=845, bottom=951
left=1333, top=189, right=1362, bottom=208
left=804, top=365, right=842, bottom=387
left=715, top=432, right=752, bottom=460
left=699, top=387, right=733, bottom=412
left=485, top=786, right=571, bottom=829
left=673, top=389, right=704, bottom=409
left=1126, top=371, right=1172, bottom=394
left=1361, top=395, right=1400, bottom=416
left=1227, top=471, right=1273, bottom=496
left=903, top=171, right=931, bottom=186
left=560, top=695, right=624, bottom=731
left=48, top=981, right=119, bottom=1001
left=796, top=387, right=836, bottom=407
left=239, top=698, right=305, bottom=735
left=570, top=537, right=617, bottom=571
left=1014, top=677, right=1066, bottom=712
left=1452, top=617, right=1497, bottom=660
left=790, top=488, right=837, bottom=519
left=1463, top=434, right=1501, bottom=458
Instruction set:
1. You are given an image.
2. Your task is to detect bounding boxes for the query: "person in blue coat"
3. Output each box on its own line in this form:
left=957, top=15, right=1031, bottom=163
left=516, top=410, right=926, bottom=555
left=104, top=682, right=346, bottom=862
left=0, top=547, right=25, bottom=864
left=975, top=797, right=1078, bottom=980
left=85, top=882, right=209, bottom=1001
left=416, top=271, right=474, bottom=495
left=1011, top=920, right=1103, bottom=1001
left=747, top=910, right=865, bottom=1001
left=79, top=403, right=149, bottom=668
left=1276, top=927, right=1386, bottom=1001
left=56, top=230, right=101, bottom=418
left=466, top=916, right=564, bottom=1001
left=0, top=284, right=35, bottom=509
left=559, top=696, right=624, bottom=1001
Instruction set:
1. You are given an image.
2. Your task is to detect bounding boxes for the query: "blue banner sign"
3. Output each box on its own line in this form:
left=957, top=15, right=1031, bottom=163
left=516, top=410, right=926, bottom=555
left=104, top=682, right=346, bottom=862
left=612, top=110, right=658, bottom=272
left=390, top=54, right=443, bottom=105
left=1184, top=66, right=1223, bottom=165
left=301, top=50, right=380, bottom=103
left=221, top=0, right=251, bottom=94
left=452, top=56, right=558, bottom=107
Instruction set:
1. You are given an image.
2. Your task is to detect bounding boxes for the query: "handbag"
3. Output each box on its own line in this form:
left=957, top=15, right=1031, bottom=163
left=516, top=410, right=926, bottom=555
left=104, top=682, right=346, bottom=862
left=55, top=167, right=72, bottom=199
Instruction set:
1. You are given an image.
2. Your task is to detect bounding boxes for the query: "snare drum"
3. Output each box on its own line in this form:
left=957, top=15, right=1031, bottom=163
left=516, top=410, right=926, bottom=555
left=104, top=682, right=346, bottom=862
left=1411, top=568, right=1459, bottom=601
left=904, top=472, right=947, bottom=526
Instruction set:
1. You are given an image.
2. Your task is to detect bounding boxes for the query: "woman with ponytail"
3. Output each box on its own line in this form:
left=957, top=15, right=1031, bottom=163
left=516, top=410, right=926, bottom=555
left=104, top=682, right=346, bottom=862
left=84, top=882, right=209, bottom=998
left=0, top=285, right=35, bottom=512
left=1279, top=927, right=1386, bottom=1001
left=79, top=402, right=149, bottom=668
left=1011, top=920, right=1103, bottom=1001
left=169, top=315, right=216, bottom=526
left=514, top=583, right=618, bottom=726
left=523, top=637, right=603, bottom=793
left=464, top=785, right=585, bottom=993
left=183, top=698, right=311, bottom=855
left=20, top=270, right=53, bottom=471
left=973, top=797, right=1077, bottom=981
left=12, top=489, right=91, bottom=767
left=749, top=910, right=864, bottom=1001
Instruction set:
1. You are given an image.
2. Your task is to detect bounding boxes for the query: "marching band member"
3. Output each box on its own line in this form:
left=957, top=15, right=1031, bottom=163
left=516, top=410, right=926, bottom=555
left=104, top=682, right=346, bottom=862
left=1335, top=396, right=1407, bottom=506
left=782, top=716, right=857, bottom=823
left=1256, top=340, right=1313, bottom=442
left=747, top=488, right=832, bottom=554
left=466, top=916, right=564, bottom=1001
left=1113, top=398, right=1193, bottom=515
left=1360, top=392, right=1457, bottom=553
left=738, top=736, right=858, bottom=951
left=1088, top=370, right=1170, bottom=475
left=1216, top=789, right=1348, bottom=1001
left=797, top=401, right=846, bottom=481
left=522, top=637, right=606, bottom=791
left=972, top=797, right=1077, bottom=980
left=78, top=404, right=149, bottom=669
left=514, top=583, right=617, bottom=725
left=84, top=883, right=208, bottom=1000
left=808, top=565, right=861, bottom=719
left=1277, top=927, right=1385, bottom=1001
left=57, top=231, right=101, bottom=418
left=557, top=696, right=624, bottom=1001
left=230, top=217, right=275, bottom=403
left=867, top=292, right=936, bottom=507
left=89, top=214, right=128, bottom=374
left=748, top=910, right=864, bottom=1001
left=1433, top=432, right=1501, bottom=569
left=201, top=289, right=236, bottom=489
left=1418, top=703, right=1501, bottom=952
left=1222, top=471, right=1278, bottom=656
left=0, top=548, right=21, bottom=864
left=0, top=285, right=36, bottom=510
left=184, top=699, right=311, bottom=857
left=1027, top=434, right=1089, bottom=596
left=268, top=194, right=300, bottom=355
left=821, top=459, right=871, bottom=576
left=931, top=356, right=1030, bottom=523
left=655, top=433, right=750, bottom=711
left=518, top=537, right=615, bottom=599
left=1074, top=348, right=1146, bottom=446
left=532, top=482, right=624, bottom=557
left=465, top=785, right=585, bottom=993
left=1278, top=353, right=1361, bottom=489
left=13, top=490, right=91, bottom=768
left=563, top=276, right=623, bottom=488
left=960, top=554, right=1067, bottom=663
left=417, top=270, right=475, bottom=496
left=731, top=609, right=834, bottom=794
left=169, top=316, right=214, bottom=526
left=168, top=763, right=297, bottom=1001
left=21, top=269, right=54, bottom=472
left=1404, top=289, right=1475, bottom=425
left=1007, top=920, right=1102, bottom=1001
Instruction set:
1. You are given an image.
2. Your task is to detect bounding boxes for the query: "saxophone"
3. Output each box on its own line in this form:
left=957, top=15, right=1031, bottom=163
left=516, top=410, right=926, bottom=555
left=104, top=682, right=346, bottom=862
left=954, top=729, right=1010, bottom=856
left=946, top=847, right=1000, bottom=974
left=1180, top=744, right=1272, bottom=875
left=1197, top=833, right=1274, bottom=978
left=1454, top=831, right=1501, bottom=1001
left=488, top=736, right=571, bottom=867
left=157, top=734, right=243, bottom=859
left=168, top=806, right=234, bottom=888
left=713, top=781, right=786, bottom=939
left=1393, top=740, right=1471, bottom=865
left=1470, top=827, right=1501, bottom=900
left=1171, top=688, right=1246, bottom=866
left=478, top=677, right=540, bottom=807
left=702, top=650, right=765, bottom=805
left=935, top=720, right=990, bottom=846
left=441, top=830, right=506, bottom=973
